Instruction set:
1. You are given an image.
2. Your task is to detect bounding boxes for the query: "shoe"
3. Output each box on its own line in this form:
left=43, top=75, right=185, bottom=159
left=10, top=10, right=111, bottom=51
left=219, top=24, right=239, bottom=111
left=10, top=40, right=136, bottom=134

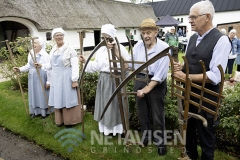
left=158, top=146, right=167, bottom=156
left=121, top=133, right=125, bottom=139
left=65, top=125, right=73, bottom=128
left=30, top=114, right=35, bottom=118
left=41, top=116, right=46, bottom=119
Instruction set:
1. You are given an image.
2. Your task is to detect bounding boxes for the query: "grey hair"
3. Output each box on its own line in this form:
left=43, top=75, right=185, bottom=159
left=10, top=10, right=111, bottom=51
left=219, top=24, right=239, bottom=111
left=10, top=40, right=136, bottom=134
left=229, top=29, right=237, bottom=34
left=220, top=28, right=226, bottom=34
left=190, top=0, right=215, bottom=20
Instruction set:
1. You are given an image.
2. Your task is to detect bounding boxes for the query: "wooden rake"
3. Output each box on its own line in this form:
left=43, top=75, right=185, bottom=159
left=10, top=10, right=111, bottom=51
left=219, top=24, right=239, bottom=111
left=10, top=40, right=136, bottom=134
left=169, top=56, right=225, bottom=159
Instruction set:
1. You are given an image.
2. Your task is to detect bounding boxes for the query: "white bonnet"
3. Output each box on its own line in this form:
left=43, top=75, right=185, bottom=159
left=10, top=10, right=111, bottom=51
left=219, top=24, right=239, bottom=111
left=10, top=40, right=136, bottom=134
left=101, top=24, right=117, bottom=38
left=52, top=28, right=67, bottom=38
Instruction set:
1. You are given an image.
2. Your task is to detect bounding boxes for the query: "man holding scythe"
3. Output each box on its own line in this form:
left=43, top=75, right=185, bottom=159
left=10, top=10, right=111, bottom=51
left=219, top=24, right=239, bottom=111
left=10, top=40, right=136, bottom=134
left=128, top=18, right=170, bottom=156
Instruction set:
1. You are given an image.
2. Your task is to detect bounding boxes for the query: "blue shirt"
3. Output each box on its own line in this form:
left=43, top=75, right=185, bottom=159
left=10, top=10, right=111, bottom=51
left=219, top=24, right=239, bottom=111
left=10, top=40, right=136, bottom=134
left=129, top=38, right=170, bottom=83
left=186, top=28, right=231, bottom=85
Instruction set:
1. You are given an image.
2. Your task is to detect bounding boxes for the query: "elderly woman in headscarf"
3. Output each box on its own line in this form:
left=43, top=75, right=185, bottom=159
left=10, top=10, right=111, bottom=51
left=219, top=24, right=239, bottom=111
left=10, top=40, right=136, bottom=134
left=47, top=28, right=82, bottom=127
left=79, top=24, right=130, bottom=136
left=13, top=37, right=53, bottom=119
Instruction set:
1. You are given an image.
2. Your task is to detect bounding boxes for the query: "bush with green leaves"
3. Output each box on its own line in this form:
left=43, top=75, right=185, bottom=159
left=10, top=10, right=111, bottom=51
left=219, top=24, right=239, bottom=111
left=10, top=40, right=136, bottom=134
left=81, top=72, right=99, bottom=108
left=216, top=83, right=240, bottom=157
left=0, top=37, right=31, bottom=90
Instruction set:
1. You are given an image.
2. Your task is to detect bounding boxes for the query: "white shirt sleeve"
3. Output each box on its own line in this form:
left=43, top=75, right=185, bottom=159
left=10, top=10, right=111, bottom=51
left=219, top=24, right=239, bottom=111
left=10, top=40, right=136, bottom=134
left=206, top=36, right=231, bottom=84
left=70, top=49, right=79, bottom=82
left=85, top=47, right=108, bottom=73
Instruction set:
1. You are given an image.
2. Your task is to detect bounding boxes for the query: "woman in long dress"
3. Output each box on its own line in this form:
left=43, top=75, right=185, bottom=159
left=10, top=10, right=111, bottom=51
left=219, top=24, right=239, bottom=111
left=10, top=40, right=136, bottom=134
left=79, top=24, right=129, bottom=136
left=48, top=28, right=82, bottom=127
left=13, top=37, right=53, bottom=119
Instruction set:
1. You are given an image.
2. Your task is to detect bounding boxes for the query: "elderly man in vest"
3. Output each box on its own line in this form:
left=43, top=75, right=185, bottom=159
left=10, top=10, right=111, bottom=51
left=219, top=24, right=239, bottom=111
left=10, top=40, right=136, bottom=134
left=173, top=1, right=231, bottom=160
left=129, top=18, right=169, bottom=156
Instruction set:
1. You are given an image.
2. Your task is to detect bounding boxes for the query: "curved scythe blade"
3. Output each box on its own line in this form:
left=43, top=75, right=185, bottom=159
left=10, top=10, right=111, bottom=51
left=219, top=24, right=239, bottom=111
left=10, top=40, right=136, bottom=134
left=79, top=40, right=106, bottom=84
left=100, top=47, right=170, bottom=119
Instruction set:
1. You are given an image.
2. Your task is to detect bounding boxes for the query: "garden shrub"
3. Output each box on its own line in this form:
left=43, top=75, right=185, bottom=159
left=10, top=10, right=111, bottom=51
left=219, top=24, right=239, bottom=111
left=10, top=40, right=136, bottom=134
left=216, top=83, right=240, bottom=157
left=0, top=37, right=30, bottom=90
left=81, top=72, right=99, bottom=113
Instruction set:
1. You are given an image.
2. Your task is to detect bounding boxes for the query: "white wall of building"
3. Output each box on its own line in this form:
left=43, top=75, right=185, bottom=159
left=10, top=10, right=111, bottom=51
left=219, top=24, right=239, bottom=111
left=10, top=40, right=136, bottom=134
left=39, top=28, right=142, bottom=50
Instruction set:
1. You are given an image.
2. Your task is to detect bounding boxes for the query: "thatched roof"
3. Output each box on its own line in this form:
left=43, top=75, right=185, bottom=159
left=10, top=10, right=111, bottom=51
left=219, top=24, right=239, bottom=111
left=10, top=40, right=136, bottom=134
left=0, top=0, right=157, bottom=30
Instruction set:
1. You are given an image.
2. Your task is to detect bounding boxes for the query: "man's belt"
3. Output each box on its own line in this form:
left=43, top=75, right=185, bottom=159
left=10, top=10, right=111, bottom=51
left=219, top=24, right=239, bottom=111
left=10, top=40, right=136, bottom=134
left=137, top=73, right=153, bottom=79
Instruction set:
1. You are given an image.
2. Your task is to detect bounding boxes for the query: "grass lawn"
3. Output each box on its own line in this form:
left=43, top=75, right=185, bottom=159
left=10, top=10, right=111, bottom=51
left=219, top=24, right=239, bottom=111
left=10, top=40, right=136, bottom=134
left=0, top=80, right=238, bottom=160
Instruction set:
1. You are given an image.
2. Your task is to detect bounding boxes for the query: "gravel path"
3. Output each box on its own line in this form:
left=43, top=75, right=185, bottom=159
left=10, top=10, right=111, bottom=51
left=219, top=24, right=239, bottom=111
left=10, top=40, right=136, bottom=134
left=0, top=127, right=64, bottom=160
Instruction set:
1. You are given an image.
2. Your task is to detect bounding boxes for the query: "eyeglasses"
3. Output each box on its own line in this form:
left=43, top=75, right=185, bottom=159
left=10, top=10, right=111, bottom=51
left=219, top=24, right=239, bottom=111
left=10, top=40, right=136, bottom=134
left=101, top=37, right=114, bottom=43
left=188, top=14, right=207, bottom=21
left=54, top=34, right=64, bottom=37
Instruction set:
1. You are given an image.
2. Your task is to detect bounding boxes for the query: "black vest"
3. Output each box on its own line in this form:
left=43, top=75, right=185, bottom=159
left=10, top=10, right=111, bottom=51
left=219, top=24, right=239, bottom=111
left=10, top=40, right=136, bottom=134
left=183, top=28, right=223, bottom=74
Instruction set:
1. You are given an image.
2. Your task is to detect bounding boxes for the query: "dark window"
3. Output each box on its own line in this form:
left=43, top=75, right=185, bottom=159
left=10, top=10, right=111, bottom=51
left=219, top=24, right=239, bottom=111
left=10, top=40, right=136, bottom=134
left=46, top=32, right=52, bottom=41
left=125, top=29, right=130, bottom=36
left=228, top=26, right=233, bottom=33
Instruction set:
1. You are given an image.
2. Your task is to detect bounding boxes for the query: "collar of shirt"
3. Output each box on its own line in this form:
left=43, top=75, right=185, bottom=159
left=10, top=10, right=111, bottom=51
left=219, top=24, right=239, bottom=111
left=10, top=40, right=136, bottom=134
left=195, top=27, right=214, bottom=46
left=52, top=43, right=68, bottom=54
left=37, top=50, right=45, bottom=57
left=30, top=49, right=42, bottom=58
left=147, top=38, right=162, bottom=56
left=147, top=44, right=156, bottom=55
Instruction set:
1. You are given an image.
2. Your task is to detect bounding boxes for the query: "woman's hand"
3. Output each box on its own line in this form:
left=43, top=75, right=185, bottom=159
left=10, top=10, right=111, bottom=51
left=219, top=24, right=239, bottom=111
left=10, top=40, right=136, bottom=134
left=107, top=40, right=116, bottom=50
left=79, top=55, right=86, bottom=63
left=34, top=63, right=42, bottom=68
left=72, top=81, right=78, bottom=88
left=45, top=84, right=50, bottom=89
left=13, top=67, right=20, bottom=72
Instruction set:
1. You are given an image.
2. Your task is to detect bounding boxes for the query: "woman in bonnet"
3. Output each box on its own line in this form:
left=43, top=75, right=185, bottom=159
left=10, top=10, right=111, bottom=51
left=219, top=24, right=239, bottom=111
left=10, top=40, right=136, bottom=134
left=13, top=37, right=53, bottom=119
left=79, top=24, right=129, bottom=136
left=48, top=28, right=82, bottom=127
